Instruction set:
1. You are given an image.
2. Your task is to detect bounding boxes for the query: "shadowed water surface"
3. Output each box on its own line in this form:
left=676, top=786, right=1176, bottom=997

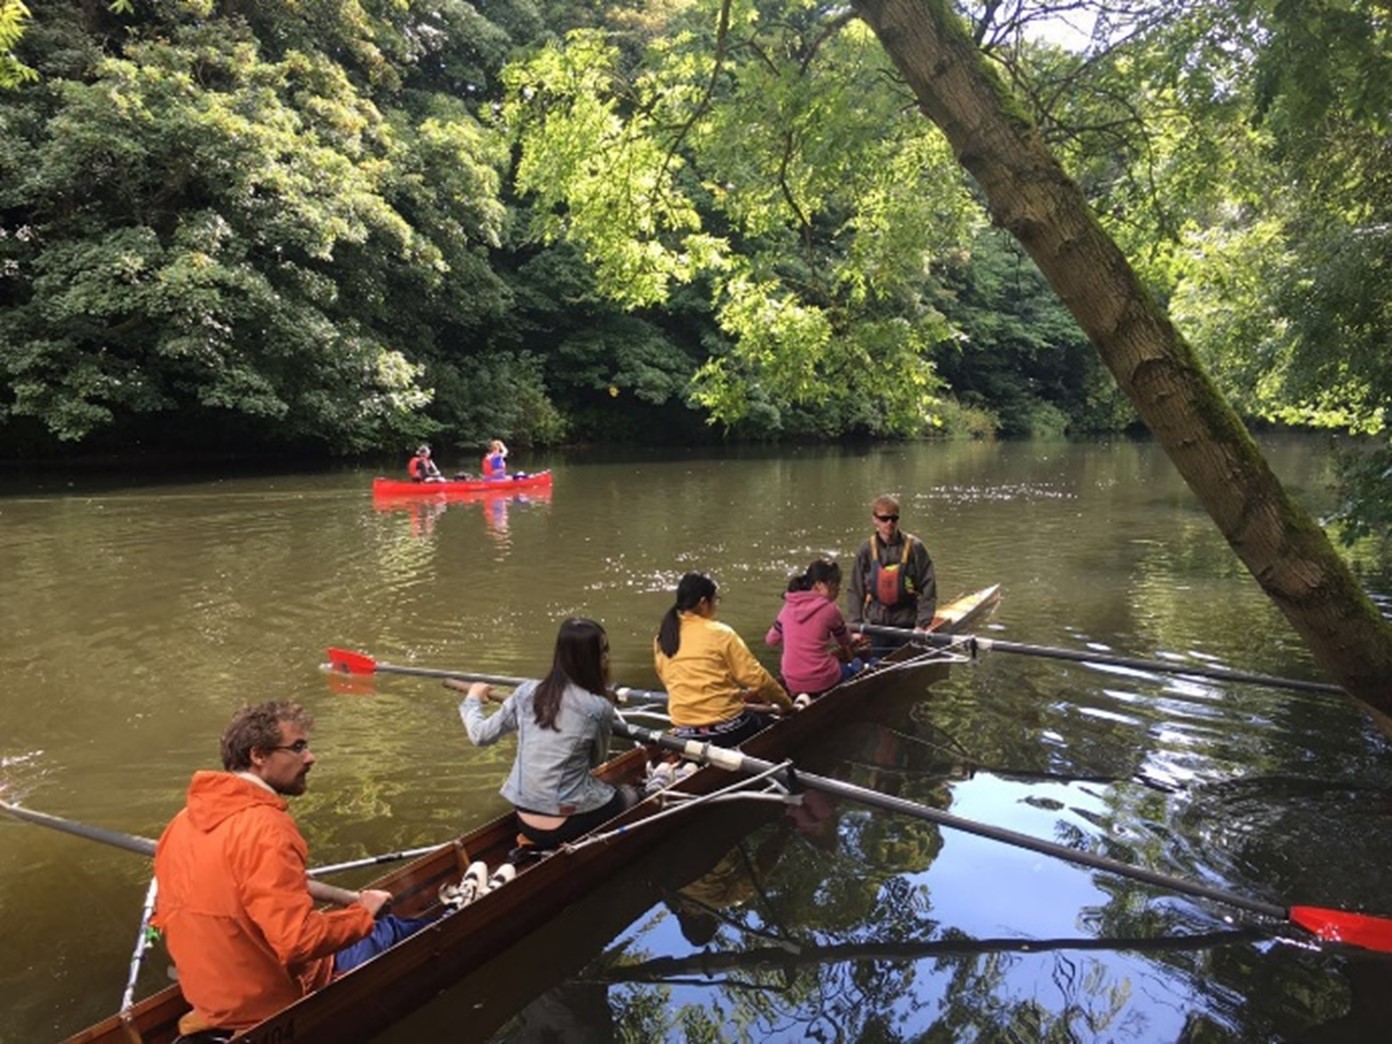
left=1, top=437, right=1390, bottom=1041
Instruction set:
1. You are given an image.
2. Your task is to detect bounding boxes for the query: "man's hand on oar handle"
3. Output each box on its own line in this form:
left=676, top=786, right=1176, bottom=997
left=357, top=888, right=395, bottom=919
left=442, top=678, right=505, bottom=702
left=308, top=880, right=371, bottom=907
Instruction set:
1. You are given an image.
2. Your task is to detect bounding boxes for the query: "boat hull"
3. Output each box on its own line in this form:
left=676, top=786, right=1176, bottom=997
left=371, top=471, right=553, bottom=497
left=66, top=585, right=999, bottom=1044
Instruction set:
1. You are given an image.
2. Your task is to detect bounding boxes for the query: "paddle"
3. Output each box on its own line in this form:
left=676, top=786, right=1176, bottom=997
left=851, top=623, right=1345, bottom=697
left=612, top=721, right=1392, bottom=953
left=1, top=797, right=363, bottom=908
left=325, top=647, right=669, bottom=703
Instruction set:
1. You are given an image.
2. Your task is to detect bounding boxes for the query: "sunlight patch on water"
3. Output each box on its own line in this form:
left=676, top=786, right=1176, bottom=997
left=919, top=483, right=1077, bottom=503
left=1074, top=705, right=1144, bottom=727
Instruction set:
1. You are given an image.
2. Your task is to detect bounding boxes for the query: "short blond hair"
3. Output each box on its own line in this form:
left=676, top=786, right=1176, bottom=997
left=871, top=495, right=900, bottom=515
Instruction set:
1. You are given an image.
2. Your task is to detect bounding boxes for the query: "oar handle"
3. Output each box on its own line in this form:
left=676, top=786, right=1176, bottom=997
left=613, top=684, right=669, bottom=704
left=334, top=654, right=670, bottom=712
left=437, top=673, right=668, bottom=705
left=850, top=624, right=1345, bottom=697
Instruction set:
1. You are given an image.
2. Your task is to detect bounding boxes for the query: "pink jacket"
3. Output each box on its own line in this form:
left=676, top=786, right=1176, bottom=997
left=765, top=591, right=855, bottom=695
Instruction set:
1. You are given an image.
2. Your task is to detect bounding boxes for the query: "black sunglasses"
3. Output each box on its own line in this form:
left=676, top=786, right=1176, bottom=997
left=874, top=513, right=899, bottom=523
left=268, top=739, right=311, bottom=755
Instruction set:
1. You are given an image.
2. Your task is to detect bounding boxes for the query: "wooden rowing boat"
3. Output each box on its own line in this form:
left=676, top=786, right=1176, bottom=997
left=66, top=585, right=999, bottom=1044
left=371, top=471, right=553, bottom=497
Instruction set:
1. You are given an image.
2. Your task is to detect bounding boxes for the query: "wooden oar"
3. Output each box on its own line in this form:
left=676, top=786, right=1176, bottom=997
left=325, top=647, right=669, bottom=703
left=851, top=623, right=1345, bottom=697
left=612, top=721, right=1392, bottom=953
left=1, top=797, right=361, bottom=907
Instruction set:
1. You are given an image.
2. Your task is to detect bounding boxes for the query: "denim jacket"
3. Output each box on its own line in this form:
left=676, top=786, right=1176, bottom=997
left=459, top=680, right=616, bottom=816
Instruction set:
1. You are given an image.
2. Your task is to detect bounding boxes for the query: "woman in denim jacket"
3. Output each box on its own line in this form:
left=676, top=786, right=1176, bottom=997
left=450, top=618, right=637, bottom=848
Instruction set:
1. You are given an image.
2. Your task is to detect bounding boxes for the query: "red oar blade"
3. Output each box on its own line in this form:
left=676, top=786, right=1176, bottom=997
left=1290, top=905, right=1392, bottom=952
left=326, top=647, right=377, bottom=675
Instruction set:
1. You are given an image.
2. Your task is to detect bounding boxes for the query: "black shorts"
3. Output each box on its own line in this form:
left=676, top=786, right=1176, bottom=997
left=672, top=709, right=772, bottom=749
left=515, top=786, right=637, bottom=847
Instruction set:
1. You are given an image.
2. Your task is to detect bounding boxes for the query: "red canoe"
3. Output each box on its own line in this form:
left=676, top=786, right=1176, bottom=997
left=371, top=471, right=553, bottom=497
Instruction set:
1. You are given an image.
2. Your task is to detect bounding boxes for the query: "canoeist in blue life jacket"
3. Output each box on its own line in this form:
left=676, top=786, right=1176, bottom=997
left=481, top=439, right=508, bottom=479
left=408, top=444, right=444, bottom=482
left=847, top=494, right=937, bottom=655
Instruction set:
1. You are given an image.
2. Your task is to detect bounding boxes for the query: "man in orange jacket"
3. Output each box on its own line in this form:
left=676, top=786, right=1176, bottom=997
left=153, top=701, right=426, bottom=1038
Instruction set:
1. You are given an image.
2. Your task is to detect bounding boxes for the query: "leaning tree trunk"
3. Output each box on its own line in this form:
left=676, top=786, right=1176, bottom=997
left=851, top=0, right=1392, bottom=716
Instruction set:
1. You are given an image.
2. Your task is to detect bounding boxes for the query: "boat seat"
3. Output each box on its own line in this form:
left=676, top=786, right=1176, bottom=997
left=174, top=1009, right=233, bottom=1043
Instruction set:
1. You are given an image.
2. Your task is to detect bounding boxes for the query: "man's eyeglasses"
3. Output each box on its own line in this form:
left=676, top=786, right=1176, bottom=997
left=268, top=739, right=311, bottom=756
left=874, top=513, right=899, bottom=523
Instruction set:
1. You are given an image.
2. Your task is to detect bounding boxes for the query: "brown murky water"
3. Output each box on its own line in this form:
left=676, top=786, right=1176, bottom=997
left=2, top=438, right=1390, bottom=1041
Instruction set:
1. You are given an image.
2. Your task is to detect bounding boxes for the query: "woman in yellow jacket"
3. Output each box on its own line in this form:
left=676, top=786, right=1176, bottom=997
left=654, top=572, right=792, bottom=747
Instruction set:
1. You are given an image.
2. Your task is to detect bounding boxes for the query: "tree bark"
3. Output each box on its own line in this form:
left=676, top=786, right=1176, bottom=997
left=851, top=0, right=1392, bottom=715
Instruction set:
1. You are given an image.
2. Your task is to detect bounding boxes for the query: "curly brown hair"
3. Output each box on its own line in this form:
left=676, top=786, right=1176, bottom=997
left=220, top=701, right=314, bottom=771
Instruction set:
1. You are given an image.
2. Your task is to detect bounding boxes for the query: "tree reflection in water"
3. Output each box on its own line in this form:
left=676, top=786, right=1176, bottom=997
left=484, top=680, right=1392, bottom=1042
left=384, top=668, right=1392, bottom=1043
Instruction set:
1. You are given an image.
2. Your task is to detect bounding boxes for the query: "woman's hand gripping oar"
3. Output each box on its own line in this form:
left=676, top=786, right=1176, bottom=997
left=610, top=721, right=1392, bottom=954
left=325, top=647, right=670, bottom=705
left=438, top=677, right=673, bottom=728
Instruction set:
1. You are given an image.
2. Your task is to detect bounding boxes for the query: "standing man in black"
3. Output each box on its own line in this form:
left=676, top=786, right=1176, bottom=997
left=847, top=494, right=937, bottom=654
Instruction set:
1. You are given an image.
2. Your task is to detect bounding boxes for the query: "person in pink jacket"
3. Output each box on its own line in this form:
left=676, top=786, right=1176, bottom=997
left=766, top=559, right=867, bottom=696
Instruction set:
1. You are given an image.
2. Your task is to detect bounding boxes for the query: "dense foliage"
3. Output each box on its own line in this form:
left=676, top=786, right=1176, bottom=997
left=1, top=0, right=1387, bottom=538
left=0, top=0, right=1123, bottom=459
left=980, top=0, right=1391, bottom=539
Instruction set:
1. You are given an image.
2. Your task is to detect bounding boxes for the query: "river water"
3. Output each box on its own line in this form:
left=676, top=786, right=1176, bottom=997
left=2, top=437, right=1391, bottom=1042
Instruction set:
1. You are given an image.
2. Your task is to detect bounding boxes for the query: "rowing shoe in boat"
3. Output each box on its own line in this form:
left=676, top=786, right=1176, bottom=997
left=65, top=585, right=1000, bottom=1044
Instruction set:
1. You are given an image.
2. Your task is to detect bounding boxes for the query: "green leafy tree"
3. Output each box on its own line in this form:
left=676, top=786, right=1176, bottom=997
left=935, top=226, right=1135, bottom=435
left=838, top=0, right=1392, bottom=709
left=0, top=3, right=509, bottom=451
left=0, top=0, right=35, bottom=88
left=983, top=2, right=1392, bottom=539
left=501, top=4, right=983, bottom=436
left=481, top=237, right=709, bottom=443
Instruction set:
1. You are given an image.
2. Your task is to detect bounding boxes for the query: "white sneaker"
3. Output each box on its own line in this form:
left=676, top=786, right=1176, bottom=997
left=644, top=762, right=677, bottom=795
left=486, top=863, right=516, bottom=891
left=439, top=860, right=490, bottom=911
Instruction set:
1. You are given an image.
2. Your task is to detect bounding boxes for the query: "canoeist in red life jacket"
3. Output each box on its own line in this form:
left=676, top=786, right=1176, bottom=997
left=408, top=444, right=444, bottom=482
left=847, top=494, right=937, bottom=655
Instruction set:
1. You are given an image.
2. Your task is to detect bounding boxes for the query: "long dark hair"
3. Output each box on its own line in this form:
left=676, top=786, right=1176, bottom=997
left=533, top=618, right=610, bottom=730
left=657, top=572, right=717, bottom=657
left=788, top=558, right=840, bottom=593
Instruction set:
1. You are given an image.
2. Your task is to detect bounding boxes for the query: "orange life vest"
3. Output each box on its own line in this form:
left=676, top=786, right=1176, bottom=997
left=869, top=533, right=919, bottom=609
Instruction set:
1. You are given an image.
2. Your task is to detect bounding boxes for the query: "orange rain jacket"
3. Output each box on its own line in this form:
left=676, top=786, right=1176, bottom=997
left=152, top=771, right=374, bottom=1031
